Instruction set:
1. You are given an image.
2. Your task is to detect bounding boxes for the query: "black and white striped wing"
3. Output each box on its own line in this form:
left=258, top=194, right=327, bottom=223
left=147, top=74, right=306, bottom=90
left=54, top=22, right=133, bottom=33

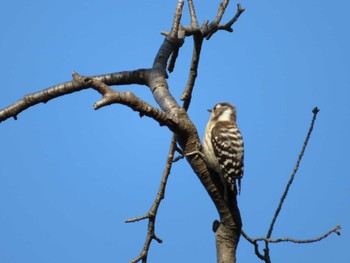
left=211, top=122, right=244, bottom=192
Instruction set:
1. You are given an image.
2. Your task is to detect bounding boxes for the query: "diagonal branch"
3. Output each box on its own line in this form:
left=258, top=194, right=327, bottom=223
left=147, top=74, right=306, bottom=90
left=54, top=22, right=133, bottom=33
left=217, top=4, right=246, bottom=34
left=0, top=69, right=149, bottom=123
left=206, top=2, right=245, bottom=39
left=125, top=136, right=177, bottom=263
left=262, top=107, right=320, bottom=261
left=266, top=107, right=320, bottom=239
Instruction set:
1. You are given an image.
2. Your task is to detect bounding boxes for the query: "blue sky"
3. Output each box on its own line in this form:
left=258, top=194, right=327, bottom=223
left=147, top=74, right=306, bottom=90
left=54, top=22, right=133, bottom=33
left=0, top=1, right=349, bottom=262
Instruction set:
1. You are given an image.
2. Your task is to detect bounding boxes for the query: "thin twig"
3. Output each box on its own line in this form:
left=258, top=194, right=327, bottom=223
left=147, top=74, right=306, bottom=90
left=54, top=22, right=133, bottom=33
left=205, top=0, right=229, bottom=39
left=126, top=137, right=177, bottom=263
left=245, top=225, right=341, bottom=244
left=241, top=230, right=265, bottom=260
left=262, top=107, right=320, bottom=261
left=267, top=107, right=320, bottom=239
left=243, top=224, right=341, bottom=262
left=217, top=4, right=246, bottom=33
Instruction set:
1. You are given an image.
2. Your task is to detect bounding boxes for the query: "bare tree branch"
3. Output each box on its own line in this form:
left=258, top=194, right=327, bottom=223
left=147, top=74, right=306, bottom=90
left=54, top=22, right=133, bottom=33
left=263, top=107, right=320, bottom=262
left=187, top=0, right=200, bottom=28
left=247, top=225, right=342, bottom=244
left=205, top=1, right=245, bottom=40
left=125, top=137, right=177, bottom=263
left=72, top=72, right=177, bottom=129
left=241, top=230, right=266, bottom=260
left=267, top=107, right=320, bottom=239
left=0, top=69, right=148, bottom=123
left=242, top=225, right=341, bottom=261
left=242, top=108, right=340, bottom=262
left=167, top=0, right=185, bottom=73
left=217, top=4, right=246, bottom=33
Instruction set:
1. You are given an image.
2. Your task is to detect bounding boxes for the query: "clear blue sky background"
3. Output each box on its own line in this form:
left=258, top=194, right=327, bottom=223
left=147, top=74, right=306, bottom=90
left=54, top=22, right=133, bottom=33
left=0, top=1, right=349, bottom=262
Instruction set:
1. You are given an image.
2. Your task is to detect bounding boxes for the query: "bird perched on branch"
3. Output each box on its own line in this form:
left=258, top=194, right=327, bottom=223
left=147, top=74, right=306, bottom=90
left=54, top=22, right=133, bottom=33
left=203, top=102, right=244, bottom=201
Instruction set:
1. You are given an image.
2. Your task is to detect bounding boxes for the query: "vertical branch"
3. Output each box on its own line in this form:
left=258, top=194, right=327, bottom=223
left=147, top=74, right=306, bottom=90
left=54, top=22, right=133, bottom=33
left=187, top=0, right=199, bottom=28
left=167, top=0, right=185, bottom=73
left=181, top=35, right=203, bottom=110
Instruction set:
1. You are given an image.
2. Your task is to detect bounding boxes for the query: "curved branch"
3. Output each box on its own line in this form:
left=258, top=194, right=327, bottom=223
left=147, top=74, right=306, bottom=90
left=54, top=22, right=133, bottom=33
left=260, top=225, right=342, bottom=244
left=0, top=69, right=149, bottom=123
left=243, top=225, right=341, bottom=245
left=243, top=225, right=341, bottom=262
left=73, top=72, right=177, bottom=129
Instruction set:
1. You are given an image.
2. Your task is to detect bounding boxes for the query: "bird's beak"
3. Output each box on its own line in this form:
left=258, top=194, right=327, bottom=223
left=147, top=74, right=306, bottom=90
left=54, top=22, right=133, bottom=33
left=207, top=109, right=212, bottom=113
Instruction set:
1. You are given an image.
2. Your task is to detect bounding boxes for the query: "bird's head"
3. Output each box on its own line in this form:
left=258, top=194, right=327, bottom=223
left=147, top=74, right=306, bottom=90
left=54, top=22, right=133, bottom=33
left=208, top=102, right=237, bottom=122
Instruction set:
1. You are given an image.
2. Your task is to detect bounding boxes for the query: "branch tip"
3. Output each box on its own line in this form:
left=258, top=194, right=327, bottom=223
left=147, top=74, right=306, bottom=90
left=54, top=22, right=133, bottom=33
left=154, top=235, right=163, bottom=244
left=312, top=107, right=320, bottom=114
left=125, top=214, right=150, bottom=223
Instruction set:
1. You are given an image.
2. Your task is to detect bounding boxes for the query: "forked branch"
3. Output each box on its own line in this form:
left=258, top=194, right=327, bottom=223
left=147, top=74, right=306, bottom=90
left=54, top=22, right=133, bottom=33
left=242, top=108, right=341, bottom=262
left=244, top=225, right=341, bottom=244
left=125, top=137, right=177, bottom=263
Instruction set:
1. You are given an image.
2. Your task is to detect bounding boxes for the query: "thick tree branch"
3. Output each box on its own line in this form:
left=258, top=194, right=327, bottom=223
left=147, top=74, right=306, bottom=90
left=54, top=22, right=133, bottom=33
left=0, top=69, right=149, bottom=123
left=72, top=72, right=177, bottom=129
left=124, top=3, right=245, bottom=262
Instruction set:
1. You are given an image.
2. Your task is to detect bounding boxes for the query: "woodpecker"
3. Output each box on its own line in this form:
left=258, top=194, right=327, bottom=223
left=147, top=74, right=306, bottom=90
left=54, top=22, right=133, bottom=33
left=203, top=102, right=244, bottom=198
